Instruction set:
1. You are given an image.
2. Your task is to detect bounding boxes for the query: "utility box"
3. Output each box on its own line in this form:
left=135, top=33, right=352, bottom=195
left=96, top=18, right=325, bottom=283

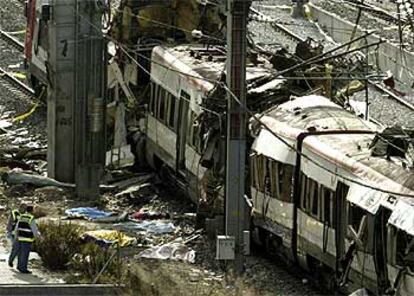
left=216, top=235, right=235, bottom=260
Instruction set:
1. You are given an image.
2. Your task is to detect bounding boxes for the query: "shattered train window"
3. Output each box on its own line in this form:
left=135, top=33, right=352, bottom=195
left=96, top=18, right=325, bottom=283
left=347, top=203, right=373, bottom=253
left=348, top=203, right=365, bottom=234
left=269, top=161, right=293, bottom=202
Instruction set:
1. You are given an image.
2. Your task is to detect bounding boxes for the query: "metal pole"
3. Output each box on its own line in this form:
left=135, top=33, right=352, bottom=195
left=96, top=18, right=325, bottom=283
left=225, top=0, right=251, bottom=273
left=47, top=0, right=106, bottom=197
left=74, top=0, right=106, bottom=198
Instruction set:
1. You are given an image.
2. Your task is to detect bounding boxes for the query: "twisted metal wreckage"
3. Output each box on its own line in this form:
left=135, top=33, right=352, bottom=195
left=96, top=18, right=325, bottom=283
left=24, top=0, right=414, bottom=294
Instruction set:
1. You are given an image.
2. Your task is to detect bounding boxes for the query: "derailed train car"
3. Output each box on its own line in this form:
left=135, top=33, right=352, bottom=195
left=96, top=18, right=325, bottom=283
left=249, top=96, right=414, bottom=295
left=141, top=44, right=414, bottom=295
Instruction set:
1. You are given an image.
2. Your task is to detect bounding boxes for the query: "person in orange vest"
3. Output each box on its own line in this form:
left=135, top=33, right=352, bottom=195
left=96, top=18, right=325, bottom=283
left=8, top=204, right=39, bottom=274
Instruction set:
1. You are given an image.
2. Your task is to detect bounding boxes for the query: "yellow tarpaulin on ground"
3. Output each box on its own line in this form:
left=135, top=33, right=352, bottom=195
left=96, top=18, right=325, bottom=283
left=83, top=230, right=136, bottom=247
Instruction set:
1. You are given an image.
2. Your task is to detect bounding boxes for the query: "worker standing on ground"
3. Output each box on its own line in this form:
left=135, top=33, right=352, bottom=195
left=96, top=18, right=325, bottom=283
left=6, top=206, right=21, bottom=266
left=8, top=204, right=39, bottom=274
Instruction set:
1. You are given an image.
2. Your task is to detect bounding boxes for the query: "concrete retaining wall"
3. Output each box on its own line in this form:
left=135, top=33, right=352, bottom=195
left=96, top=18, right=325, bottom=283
left=308, top=2, right=414, bottom=88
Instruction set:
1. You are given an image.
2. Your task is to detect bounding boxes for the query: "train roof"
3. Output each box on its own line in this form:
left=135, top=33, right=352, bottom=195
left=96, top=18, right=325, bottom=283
left=151, top=44, right=278, bottom=94
left=258, top=95, right=414, bottom=198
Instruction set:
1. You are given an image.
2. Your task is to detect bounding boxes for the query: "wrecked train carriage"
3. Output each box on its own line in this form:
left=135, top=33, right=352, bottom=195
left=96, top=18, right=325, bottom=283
left=136, top=43, right=294, bottom=209
left=111, top=0, right=225, bottom=44
left=249, top=95, right=414, bottom=295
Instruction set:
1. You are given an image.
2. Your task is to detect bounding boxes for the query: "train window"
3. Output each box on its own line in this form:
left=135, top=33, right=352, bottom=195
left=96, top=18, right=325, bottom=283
left=264, top=159, right=272, bottom=195
left=308, top=179, right=319, bottom=218
left=38, top=19, right=49, bottom=50
left=269, top=161, right=279, bottom=199
left=348, top=203, right=365, bottom=233
left=278, top=164, right=284, bottom=197
left=158, top=89, right=166, bottom=122
left=150, top=83, right=157, bottom=115
left=168, top=95, right=176, bottom=130
left=311, top=182, right=319, bottom=217
left=257, top=155, right=266, bottom=192
left=395, top=230, right=414, bottom=270
left=280, top=164, right=293, bottom=202
left=300, top=173, right=308, bottom=210
left=322, top=187, right=334, bottom=225
left=250, top=154, right=258, bottom=190
left=187, top=111, right=201, bottom=151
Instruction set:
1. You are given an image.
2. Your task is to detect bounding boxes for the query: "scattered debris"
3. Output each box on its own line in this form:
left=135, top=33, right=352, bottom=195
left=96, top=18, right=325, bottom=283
left=2, top=170, right=74, bottom=188
left=137, top=242, right=196, bottom=263
left=130, top=209, right=170, bottom=220
left=114, top=220, right=176, bottom=235
left=34, top=186, right=66, bottom=201
left=349, top=288, right=369, bottom=296
left=82, top=230, right=136, bottom=247
left=109, top=173, right=154, bottom=190
left=115, top=182, right=152, bottom=198
left=65, top=207, right=114, bottom=220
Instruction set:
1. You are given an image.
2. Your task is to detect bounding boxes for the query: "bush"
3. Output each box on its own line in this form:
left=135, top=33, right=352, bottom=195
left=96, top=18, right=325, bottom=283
left=34, top=221, right=84, bottom=270
left=66, top=242, right=124, bottom=284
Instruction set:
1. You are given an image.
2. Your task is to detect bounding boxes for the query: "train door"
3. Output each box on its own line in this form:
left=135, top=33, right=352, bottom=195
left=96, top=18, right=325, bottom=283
left=176, top=91, right=190, bottom=174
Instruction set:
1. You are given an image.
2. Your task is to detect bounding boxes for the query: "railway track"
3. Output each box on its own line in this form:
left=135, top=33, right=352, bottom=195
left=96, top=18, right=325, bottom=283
left=250, top=7, right=306, bottom=43
left=0, top=29, right=24, bottom=51
left=250, top=6, right=414, bottom=126
left=342, top=0, right=406, bottom=25
left=0, top=28, right=34, bottom=97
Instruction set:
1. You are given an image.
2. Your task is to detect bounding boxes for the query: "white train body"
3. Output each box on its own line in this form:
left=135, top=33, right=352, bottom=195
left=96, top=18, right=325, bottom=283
left=141, top=43, right=414, bottom=294
left=250, top=95, right=414, bottom=295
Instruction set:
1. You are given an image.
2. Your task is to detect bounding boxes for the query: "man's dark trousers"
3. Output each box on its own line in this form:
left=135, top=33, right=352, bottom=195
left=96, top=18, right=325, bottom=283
left=8, top=239, right=20, bottom=266
left=17, top=241, right=32, bottom=272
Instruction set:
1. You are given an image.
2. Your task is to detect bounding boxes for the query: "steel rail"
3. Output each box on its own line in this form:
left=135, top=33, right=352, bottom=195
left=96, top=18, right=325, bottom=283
left=0, top=67, right=35, bottom=97
left=0, top=29, right=24, bottom=51
left=250, top=7, right=305, bottom=43
left=369, top=79, right=414, bottom=112
left=342, top=0, right=406, bottom=25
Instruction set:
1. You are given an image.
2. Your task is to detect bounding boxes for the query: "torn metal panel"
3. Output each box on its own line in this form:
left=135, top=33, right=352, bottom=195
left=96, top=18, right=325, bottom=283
left=346, top=183, right=388, bottom=214
left=151, top=45, right=216, bottom=96
left=388, top=200, right=414, bottom=236
left=251, top=129, right=296, bottom=165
